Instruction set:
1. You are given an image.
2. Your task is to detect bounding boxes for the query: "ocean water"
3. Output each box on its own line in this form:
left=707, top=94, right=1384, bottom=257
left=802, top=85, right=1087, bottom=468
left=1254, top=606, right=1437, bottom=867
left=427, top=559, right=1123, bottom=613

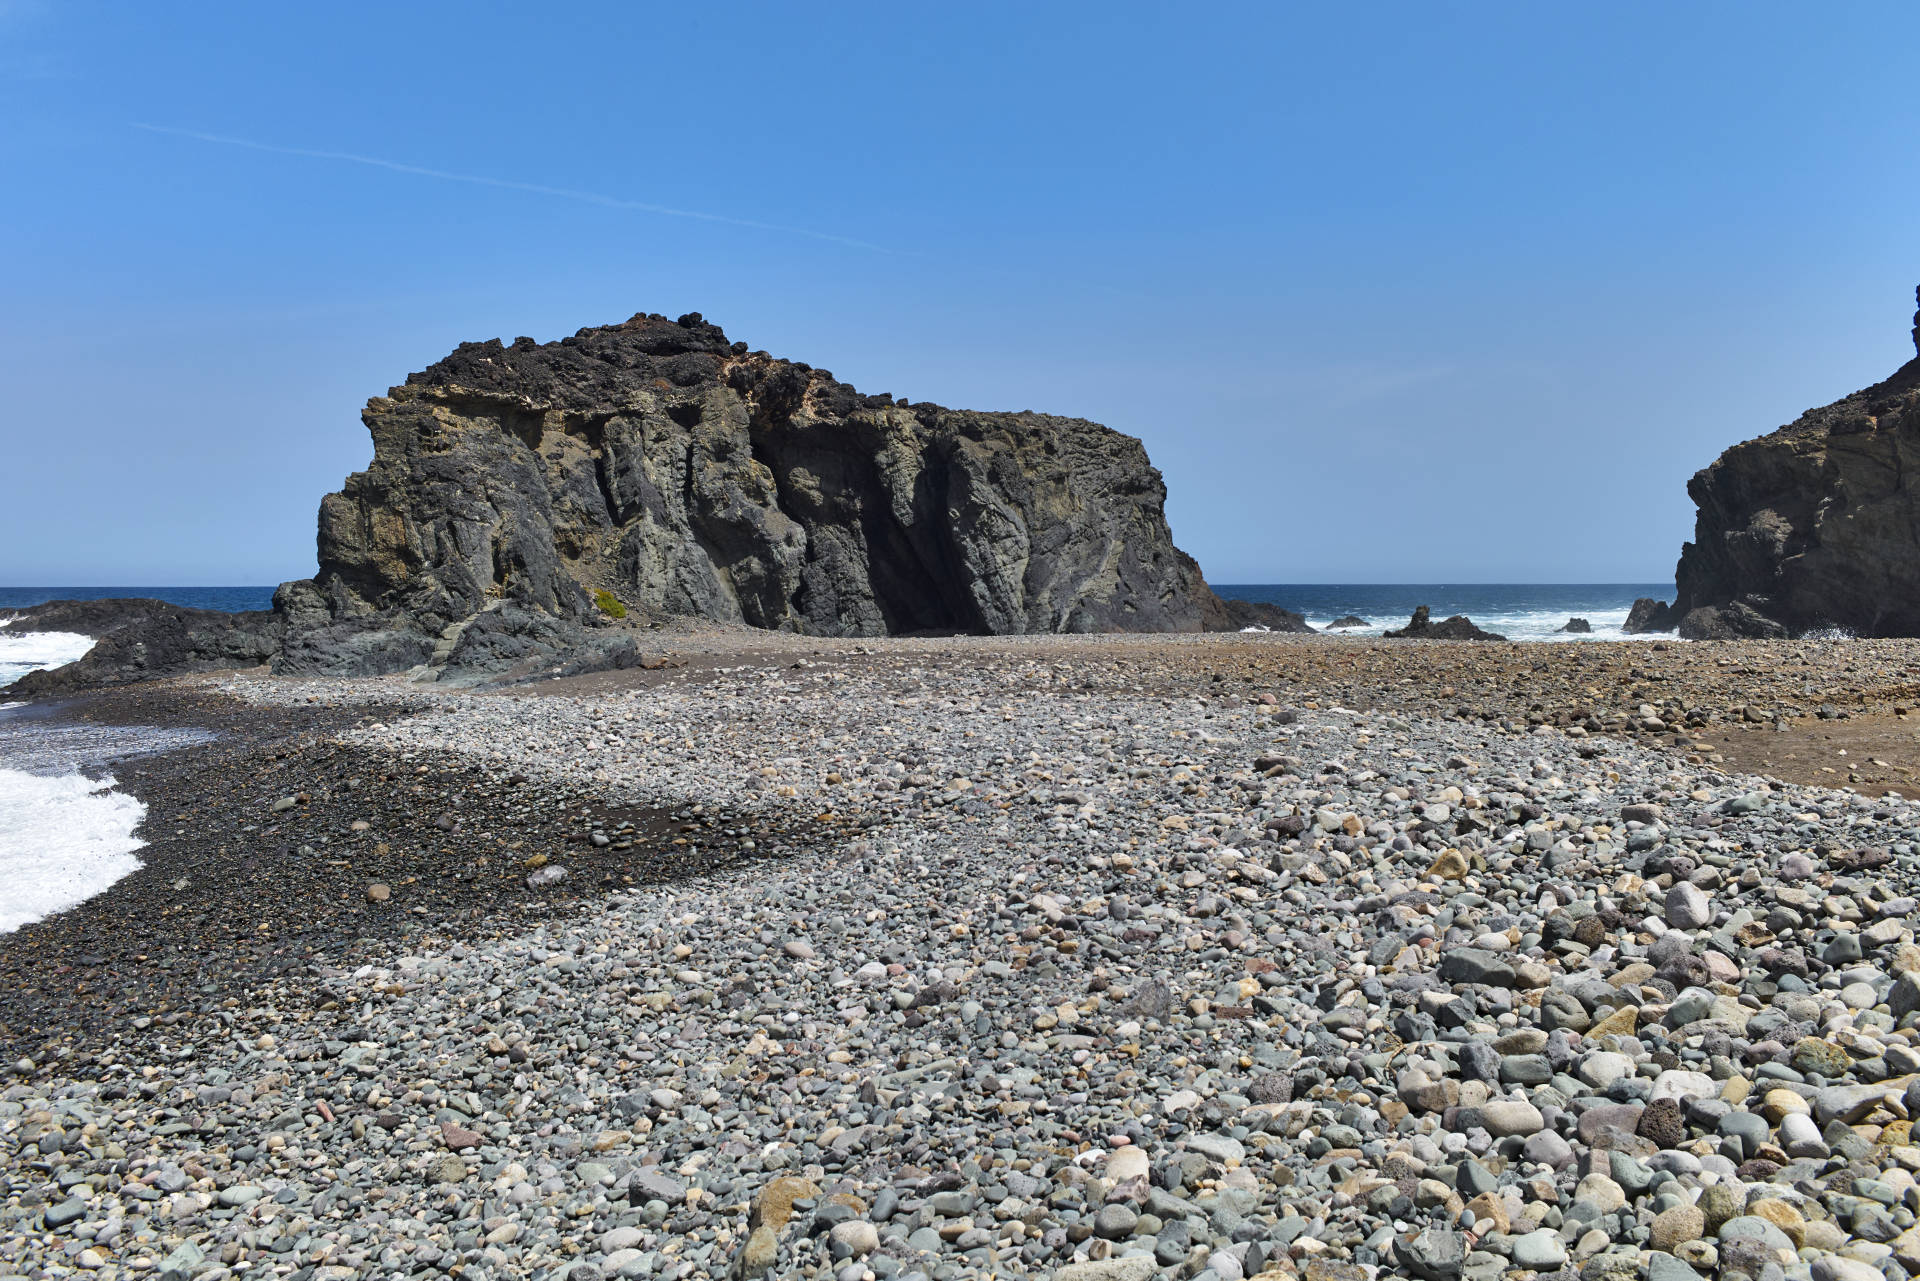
left=0, top=593, right=246, bottom=930
left=0, top=585, right=277, bottom=613
left=0, top=625, right=96, bottom=691
left=0, top=707, right=216, bottom=934
left=1216, top=583, right=1673, bottom=642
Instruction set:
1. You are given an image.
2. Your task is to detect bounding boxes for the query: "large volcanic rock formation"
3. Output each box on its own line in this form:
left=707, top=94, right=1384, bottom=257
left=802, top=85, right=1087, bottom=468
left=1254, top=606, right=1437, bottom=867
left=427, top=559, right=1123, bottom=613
left=1653, top=288, right=1920, bottom=639
left=268, top=309, right=1274, bottom=678
left=1, top=311, right=1288, bottom=694
left=3, top=598, right=280, bottom=695
left=271, top=312, right=1230, bottom=673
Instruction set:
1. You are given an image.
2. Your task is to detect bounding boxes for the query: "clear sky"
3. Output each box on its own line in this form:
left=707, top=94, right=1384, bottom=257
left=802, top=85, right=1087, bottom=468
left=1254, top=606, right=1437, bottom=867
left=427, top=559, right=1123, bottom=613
left=4, top=2, right=1918, bottom=586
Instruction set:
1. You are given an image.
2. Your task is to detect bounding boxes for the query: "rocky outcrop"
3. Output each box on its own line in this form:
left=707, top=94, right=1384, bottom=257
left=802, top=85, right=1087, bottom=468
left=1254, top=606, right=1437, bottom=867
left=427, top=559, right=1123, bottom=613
left=2, top=311, right=1267, bottom=694
left=3, top=599, right=279, bottom=695
left=1383, top=606, right=1506, bottom=641
left=275, top=311, right=1234, bottom=674
left=1665, top=287, right=1920, bottom=638
left=1209, top=599, right=1315, bottom=633
left=1328, top=615, right=1369, bottom=629
left=1558, top=617, right=1592, bottom=634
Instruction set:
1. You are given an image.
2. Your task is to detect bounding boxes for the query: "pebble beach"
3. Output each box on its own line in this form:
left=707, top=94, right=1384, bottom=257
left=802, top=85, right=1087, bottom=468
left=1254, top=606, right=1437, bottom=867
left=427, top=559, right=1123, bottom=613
left=8, top=630, right=1920, bottom=1281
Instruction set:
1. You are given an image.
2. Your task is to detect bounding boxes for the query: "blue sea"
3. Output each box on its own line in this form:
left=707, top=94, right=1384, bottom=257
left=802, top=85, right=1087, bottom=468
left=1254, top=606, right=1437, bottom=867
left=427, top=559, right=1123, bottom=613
left=0, top=585, right=277, bottom=614
left=1214, top=583, right=1672, bottom=643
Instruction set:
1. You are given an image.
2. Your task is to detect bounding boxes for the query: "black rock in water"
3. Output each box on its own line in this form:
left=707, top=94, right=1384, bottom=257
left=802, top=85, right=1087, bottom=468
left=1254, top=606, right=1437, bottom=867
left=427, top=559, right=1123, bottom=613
left=1559, top=617, right=1592, bottom=634
left=1623, top=598, right=1676, bottom=634
left=1212, top=599, right=1315, bottom=633
left=1329, top=615, right=1369, bottom=629
left=1383, top=605, right=1506, bottom=641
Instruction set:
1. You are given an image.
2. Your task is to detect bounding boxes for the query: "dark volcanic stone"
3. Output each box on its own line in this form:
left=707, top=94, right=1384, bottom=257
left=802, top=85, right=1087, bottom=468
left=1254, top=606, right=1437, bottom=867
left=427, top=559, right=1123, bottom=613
left=1623, top=598, right=1676, bottom=633
left=1214, top=599, right=1316, bottom=633
left=1383, top=606, right=1506, bottom=641
left=1637, top=1097, right=1685, bottom=1148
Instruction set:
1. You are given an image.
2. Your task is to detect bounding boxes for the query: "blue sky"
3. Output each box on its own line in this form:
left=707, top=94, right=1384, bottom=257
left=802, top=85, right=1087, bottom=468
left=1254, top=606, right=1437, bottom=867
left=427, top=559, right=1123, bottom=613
left=4, top=2, right=1918, bottom=585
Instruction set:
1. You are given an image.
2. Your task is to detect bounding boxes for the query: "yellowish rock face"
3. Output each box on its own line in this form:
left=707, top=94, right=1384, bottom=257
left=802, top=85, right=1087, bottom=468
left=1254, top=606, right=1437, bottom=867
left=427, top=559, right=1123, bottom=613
left=1744, top=1198, right=1806, bottom=1248
left=749, top=1175, right=822, bottom=1231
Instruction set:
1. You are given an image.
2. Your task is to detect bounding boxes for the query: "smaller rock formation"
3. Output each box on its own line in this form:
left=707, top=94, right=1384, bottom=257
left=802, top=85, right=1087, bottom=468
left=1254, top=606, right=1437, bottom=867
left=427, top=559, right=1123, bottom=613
left=1622, top=598, right=1676, bottom=634
left=2, top=599, right=280, bottom=695
left=1210, top=599, right=1315, bottom=633
left=1329, top=615, right=1369, bottom=629
left=1384, top=606, right=1506, bottom=641
left=1559, top=617, right=1593, bottom=634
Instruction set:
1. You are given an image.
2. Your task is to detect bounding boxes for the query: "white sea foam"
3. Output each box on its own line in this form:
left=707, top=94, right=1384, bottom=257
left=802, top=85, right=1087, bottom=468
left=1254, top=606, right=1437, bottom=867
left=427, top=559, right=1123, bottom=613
left=0, top=768, right=146, bottom=933
left=1313, top=605, right=1657, bottom=643
left=0, top=619, right=95, bottom=686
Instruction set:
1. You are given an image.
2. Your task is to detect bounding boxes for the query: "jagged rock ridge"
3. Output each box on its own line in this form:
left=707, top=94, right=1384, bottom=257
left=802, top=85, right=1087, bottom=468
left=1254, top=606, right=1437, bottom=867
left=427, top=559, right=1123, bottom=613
left=267, top=310, right=1240, bottom=673
left=3, top=599, right=280, bottom=696
left=1649, top=287, right=1920, bottom=639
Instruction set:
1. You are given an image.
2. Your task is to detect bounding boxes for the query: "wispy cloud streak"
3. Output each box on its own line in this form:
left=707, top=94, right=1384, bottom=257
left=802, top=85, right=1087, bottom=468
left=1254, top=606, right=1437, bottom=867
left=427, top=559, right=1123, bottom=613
left=132, top=122, right=893, bottom=252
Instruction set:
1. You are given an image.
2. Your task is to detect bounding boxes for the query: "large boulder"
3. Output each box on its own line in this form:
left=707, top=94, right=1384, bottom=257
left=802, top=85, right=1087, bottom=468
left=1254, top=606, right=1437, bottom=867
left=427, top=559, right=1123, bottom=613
left=1210, top=598, right=1315, bottom=633
left=1669, top=285, right=1920, bottom=637
left=1623, top=598, right=1676, bottom=634
left=7, top=312, right=1253, bottom=692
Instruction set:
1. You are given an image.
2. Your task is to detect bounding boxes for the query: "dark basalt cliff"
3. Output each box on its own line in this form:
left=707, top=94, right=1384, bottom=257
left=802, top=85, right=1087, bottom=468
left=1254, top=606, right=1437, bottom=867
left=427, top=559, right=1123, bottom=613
left=1657, top=288, right=1920, bottom=639
left=270, top=311, right=1231, bottom=673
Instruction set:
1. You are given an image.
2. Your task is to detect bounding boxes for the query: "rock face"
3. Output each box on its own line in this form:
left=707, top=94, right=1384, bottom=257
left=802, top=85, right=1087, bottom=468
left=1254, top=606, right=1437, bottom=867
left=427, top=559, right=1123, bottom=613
left=275, top=311, right=1229, bottom=673
left=1664, top=287, right=1920, bottom=638
left=1384, top=606, right=1506, bottom=641
left=1559, top=617, right=1592, bottom=634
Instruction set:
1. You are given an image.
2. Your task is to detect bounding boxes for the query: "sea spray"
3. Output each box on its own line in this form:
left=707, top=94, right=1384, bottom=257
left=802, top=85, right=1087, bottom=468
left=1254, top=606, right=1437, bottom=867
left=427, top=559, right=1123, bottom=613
left=0, top=621, right=94, bottom=687
left=0, top=768, right=147, bottom=933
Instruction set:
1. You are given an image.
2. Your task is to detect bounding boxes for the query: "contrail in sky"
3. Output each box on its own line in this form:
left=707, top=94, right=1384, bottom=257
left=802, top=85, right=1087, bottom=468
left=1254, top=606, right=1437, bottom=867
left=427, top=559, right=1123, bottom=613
left=132, top=122, right=894, bottom=253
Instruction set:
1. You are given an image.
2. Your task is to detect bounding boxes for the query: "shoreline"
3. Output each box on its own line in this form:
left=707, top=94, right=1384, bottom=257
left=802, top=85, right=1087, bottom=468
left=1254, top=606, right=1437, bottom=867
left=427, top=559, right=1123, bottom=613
left=0, top=679, right=847, bottom=1072
left=4, top=631, right=1920, bottom=1280
left=11, top=628, right=1920, bottom=1068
